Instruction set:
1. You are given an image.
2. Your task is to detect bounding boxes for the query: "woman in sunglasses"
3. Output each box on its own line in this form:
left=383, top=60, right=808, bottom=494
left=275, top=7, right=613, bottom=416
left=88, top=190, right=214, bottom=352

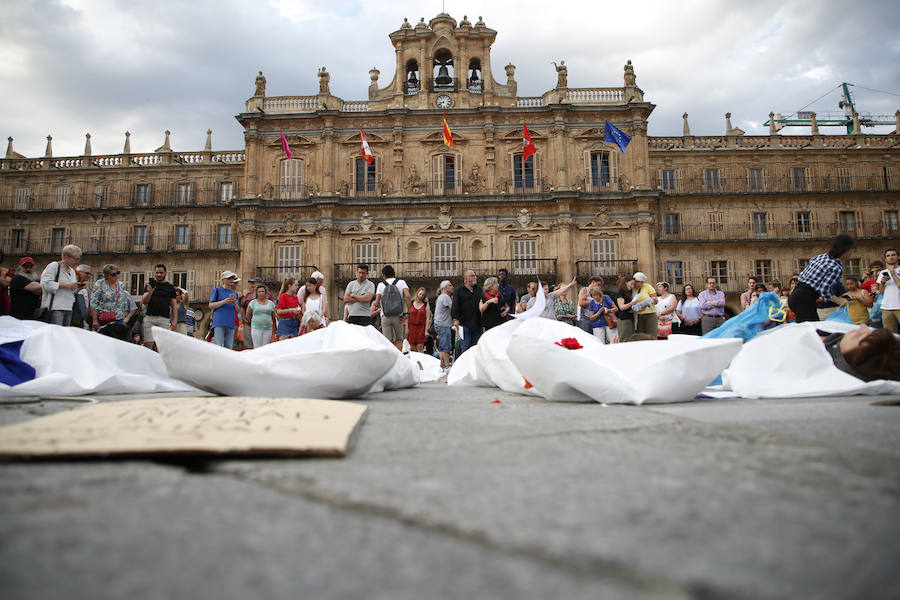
left=90, top=264, right=130, bottom=330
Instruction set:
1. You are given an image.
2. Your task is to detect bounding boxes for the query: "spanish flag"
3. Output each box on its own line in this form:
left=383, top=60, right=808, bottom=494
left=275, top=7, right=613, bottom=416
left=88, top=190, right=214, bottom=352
left=442, top=112, right=454, bottom=147
left=522, top=122, right=536, bottom=161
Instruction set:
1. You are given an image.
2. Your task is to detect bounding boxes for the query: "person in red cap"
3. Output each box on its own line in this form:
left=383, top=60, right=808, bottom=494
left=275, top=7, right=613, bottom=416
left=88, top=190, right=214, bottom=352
left=9, top=257, right=42, bottom=320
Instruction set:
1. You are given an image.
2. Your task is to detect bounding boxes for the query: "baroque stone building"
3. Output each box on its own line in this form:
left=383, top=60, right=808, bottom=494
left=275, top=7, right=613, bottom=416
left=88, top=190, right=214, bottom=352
left=2, top=13, right=898, bottom=325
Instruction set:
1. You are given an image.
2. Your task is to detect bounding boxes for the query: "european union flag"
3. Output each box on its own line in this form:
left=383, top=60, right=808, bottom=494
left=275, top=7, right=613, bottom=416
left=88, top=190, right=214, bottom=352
left=604, top=120, right=631, bottom=154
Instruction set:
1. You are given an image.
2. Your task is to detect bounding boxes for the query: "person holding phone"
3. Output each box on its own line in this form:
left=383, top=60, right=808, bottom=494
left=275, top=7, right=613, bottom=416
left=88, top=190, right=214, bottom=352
left=877, top=248, right=900, bottom=333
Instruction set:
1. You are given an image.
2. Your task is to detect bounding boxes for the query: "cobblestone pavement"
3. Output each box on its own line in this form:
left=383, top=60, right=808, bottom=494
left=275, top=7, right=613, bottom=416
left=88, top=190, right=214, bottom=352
left=2, top=384, right=899, bottom=600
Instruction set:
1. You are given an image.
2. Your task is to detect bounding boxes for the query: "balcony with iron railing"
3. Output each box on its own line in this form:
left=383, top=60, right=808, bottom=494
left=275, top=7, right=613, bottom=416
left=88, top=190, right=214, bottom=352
left=332, top=258, right=558, bottom=286
left=574, top=260, right=640, bottom=281
left=650, top=174, right=900, bottom=195
left=254, top=265, right=321, bottom=284
left=2, top=234, right=240, bottom=256
left=656, top=221, right=898, bottom=243
left=0, top=188, right=235, bottom=211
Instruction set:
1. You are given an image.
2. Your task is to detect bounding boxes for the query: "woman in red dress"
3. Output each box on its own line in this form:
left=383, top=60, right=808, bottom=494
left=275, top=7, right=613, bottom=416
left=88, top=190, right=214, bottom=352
left=406, top=287, right=431, bottom=352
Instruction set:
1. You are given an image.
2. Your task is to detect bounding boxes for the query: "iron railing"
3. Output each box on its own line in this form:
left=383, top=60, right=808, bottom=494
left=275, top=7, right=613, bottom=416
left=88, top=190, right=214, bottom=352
left=650, top=174, right=900, bottom=195
left=0, top=188, right=234, bottom=211
left=255, top=265, right=321, bottom=285
left=656, top=221, right=897, bottom=242
left=2, top=234, right=240, bottom=256
left=574, top=260, right=639, bottom=281
left=333, top=258, right=558, bottom=287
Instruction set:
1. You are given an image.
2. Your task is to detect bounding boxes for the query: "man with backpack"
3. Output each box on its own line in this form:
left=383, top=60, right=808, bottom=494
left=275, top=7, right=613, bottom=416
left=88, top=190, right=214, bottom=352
left=371, top=265, right=411, bottom=350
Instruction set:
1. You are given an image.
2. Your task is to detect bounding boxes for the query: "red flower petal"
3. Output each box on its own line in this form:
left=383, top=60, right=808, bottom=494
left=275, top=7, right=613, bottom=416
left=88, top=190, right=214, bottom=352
left=554, top=337, right=583, bottom=350
left=491, top=399, right=502, bottom=404
left=523, top=377, right=533, bottom=389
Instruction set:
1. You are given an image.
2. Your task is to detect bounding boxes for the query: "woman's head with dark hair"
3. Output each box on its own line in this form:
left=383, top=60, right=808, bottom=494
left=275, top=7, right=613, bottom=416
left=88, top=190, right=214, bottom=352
left=616, top=274, right=634, bottom=293
left=828, top=234, right=855, bottom=259
left=682, top=284, right=696, bottom=300
left=841, top=327, right=900, bottom=381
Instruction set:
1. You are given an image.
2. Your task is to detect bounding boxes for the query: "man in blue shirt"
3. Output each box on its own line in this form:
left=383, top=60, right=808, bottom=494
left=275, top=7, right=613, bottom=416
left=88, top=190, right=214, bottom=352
left=790, top=234, right=854, bottom=323
left=497, top=268, right=517, bottom=320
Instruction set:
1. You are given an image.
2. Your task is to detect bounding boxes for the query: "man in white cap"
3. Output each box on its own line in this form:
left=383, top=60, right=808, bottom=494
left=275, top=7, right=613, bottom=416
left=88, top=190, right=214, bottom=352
left=208, top=270, right=240, bottom=349
left=631, top=271, right=659, bottom=338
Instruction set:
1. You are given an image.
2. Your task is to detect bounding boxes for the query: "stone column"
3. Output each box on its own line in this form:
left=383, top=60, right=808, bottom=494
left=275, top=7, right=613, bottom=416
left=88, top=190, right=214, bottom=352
left=316, top=221, right=336, bottom=320
left=636, top=214, right=656, bottom=275
left=555, top=205, right=575, bottom=282
left=322, top=121, right=335, bottom=194
left=244, top=134, right=259, bottom=197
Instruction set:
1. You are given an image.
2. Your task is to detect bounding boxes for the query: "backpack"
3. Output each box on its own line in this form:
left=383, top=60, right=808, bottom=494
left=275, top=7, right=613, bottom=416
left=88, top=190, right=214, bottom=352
left=382, top=279, right=403, bottom=316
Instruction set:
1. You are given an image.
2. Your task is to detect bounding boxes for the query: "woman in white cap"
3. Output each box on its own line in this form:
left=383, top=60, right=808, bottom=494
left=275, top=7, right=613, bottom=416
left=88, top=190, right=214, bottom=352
left=208, top=270, right=240, bottom=349
left=631, top=271, right=659, bottom=339
left=299, top=269, right=327, bottom=322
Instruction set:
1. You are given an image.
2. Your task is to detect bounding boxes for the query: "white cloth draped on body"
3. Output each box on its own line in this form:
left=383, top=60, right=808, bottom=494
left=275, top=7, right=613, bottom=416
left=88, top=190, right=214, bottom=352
left=153, top=320, right=437, bottom=398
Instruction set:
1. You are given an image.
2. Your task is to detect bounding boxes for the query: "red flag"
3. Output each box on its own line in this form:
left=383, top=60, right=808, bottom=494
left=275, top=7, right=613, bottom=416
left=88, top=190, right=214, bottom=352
left=360, top=127, right=374, bottom=164
left=442, top=112, right=454, bottom=147
left=280, top=131, right=292, bottom=160
left=523, top=122, right=536, bottom=161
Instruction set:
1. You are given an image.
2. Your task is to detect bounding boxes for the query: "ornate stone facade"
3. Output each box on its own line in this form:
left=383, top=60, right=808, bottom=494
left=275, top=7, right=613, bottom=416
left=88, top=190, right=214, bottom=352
left=2, top=12, right=898, bottom=323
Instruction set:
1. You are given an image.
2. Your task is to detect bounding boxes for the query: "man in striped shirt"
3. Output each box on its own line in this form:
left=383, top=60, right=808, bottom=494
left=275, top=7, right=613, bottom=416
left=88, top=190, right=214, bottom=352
left=789, top=234, right=854, bottom=323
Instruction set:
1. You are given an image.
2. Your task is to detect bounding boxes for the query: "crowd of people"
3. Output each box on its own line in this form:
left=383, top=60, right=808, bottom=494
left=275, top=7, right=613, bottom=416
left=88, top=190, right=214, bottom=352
left=1, top=235, right=897, bottom=379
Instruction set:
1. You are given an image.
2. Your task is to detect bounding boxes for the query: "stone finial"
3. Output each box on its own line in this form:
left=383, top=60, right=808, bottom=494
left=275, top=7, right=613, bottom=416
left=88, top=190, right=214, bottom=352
left=155, top=130, right=172, bottom=153
left=505, top=63, right=517, bottom=95
left=254, top=71, right=266, bottom=97
left=894, top=109, right=900, bottom=134
left=624, top=59, right=636, bottom=87
left=852, top=111, right=861, bottom=134
left=44, top=135, right=53, bottom=158
left=810, top=112, right=819, bottom=135
left=682, top=113, right=691, bottom=136
left=475, top=16, right=485, bottom=27
left=415, top=17, right=427, bottom=30
left=769, top=112, right=777, bottom=135
left=725, top=112, right=733, bottom=134
left=400, top=17, right=411, bottom=29
left=123, top=131, right=131, bottom=154
left=369, top=67, right=380, bottom=83
left=83, top=133, right=92, bottom=156
left=205, top=129, right=212, bottom=151
left=6, top=136, right=14, bottom=158
left=459, top=15, right=471, bottom=27
left=317, top=66, right=330, bottom=94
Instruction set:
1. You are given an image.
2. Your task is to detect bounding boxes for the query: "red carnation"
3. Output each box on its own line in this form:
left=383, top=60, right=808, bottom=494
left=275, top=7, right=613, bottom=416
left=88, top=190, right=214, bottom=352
left=554, top=337, right=583, bottom=350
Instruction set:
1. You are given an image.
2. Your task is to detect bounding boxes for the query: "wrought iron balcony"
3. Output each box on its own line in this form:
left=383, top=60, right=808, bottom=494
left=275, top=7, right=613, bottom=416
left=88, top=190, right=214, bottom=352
left=332, top=258, right=558, bottom=287
left=574, top=260, right=639, bottom=281
left=0, top=188, right=234, bottom=211
left=655, top=221, right=897, bottom=243
left=650, top=174, right=900, bottom=195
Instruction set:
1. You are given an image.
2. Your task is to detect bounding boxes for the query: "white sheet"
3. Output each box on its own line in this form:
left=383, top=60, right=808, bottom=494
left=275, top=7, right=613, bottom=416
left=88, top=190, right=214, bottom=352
left=0, top=316, right=199, bottom=397
left=154, top=321, right=420, bottom=398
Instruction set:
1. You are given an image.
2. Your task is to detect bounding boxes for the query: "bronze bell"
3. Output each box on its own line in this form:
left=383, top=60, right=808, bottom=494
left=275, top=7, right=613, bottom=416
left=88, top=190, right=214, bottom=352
left=435, top=64, right=452, bottom=85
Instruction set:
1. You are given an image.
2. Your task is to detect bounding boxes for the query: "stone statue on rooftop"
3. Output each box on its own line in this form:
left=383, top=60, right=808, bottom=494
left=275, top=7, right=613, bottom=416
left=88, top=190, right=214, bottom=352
left=318, top=66, right=330, bottom=94
left=254, top=71, right=266, bottom=97
left=553, top=61, right=567, bottom=88
left=624, top=60, right=636, bottom=86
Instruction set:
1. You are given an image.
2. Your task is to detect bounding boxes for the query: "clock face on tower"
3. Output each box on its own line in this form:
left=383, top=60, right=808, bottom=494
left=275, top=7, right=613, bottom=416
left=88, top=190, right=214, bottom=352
left=436, top=94, right=452, bottom=109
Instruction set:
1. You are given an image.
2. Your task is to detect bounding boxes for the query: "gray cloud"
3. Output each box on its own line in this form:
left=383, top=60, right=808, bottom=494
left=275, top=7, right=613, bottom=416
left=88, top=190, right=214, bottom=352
left=2, top=0, right=897, bottom=157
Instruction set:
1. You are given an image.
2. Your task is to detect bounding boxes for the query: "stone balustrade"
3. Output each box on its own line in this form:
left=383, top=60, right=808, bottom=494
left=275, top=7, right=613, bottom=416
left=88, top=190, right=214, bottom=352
left=263, top=96, right=320, bottom=113
left=516, top=97, right=544, bottom=107
left=341, top=102, right=369, bottom=112
left=565, top=88, right=625, bottom=104
left=649, top=133, right=898, bottom=151
left=1, top=150, right=245, bottom=171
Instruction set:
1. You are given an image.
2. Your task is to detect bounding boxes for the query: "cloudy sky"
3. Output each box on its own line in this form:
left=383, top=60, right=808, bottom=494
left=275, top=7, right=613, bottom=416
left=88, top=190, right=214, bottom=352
left=2, top=0, right=898, bottom=157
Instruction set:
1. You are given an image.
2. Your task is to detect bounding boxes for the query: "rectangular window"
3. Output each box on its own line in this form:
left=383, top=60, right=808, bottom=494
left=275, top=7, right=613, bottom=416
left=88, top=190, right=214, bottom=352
left=836, top=167, right=852, bottom=191
left=839, top=211, right=856, bottom=233
left=130, top=273, right=146, bottom=296
left=513, top=155, right=535, bottom=189
left=135, top=184, right=150, bottom=205
left=11, top=229, right=25, bottom=250
left=708, top=212, right=724, bottom=233
left=748, top=168, right=764, bottom=190
left=217, top=224, right=232, bottom=245
left=591, top=238, right=617, bottom=273
left=665, top=261, right=684, bottom=286
left=591, top=152, right=611, bottom=188
left=664, top=213, right=680, bottom=235
left=89, top=226, right=103, bottom=252
left=755, top=259, right=773, bottom=281
left=277, top=245, right=303, bottom=280
left=94, top=185, right=106, bottom=207
left=710, top=260, right=729, bottom=285
left=433, top=241, right=458, bottom=277
left=354, top=242, right=378, bottom=267
left=443, top=156, right=456, bottom=190
left=51, top=228, right=65, bottom=250
left=176, top=183, right=191, bottom=205
left=280, top=159, right=303, bottom=199
left=795, top=258, right=809, bottom=274
left=792, top=168, right=807, bottom=190
left=175, top=225, right=190, bottom=246
left=796, top=211, right=811, bottom=235
left=512, top=239, right=537, bottom=274
left=219, top=182, right=234, bottom=203
left=844, top=258, right=863, bottom=279
left=55, top=186, right=69, bottom=209
left=661, top=170, right=676, bottom=191
left=171, top=271, right=188, bottom=290
left=704, top=169, right=720, bottom=190
left=356, top=158, right=376, bottom=192
left=885, top=210, right=899, bottom=232
left=15, top=188, right=29, bottom=210
left=752, top=212, right=768, bottom=237
left=133, top=225, right=147, bottom=246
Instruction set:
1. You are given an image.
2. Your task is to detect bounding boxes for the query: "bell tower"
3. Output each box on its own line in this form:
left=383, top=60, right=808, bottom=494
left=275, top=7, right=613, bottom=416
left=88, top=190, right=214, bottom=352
left=369, top=14, right=518, bottom=109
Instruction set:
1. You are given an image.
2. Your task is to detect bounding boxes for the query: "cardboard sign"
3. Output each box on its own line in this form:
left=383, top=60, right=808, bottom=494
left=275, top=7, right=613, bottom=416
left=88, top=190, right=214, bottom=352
left=0, top=396, right=367, bottom=458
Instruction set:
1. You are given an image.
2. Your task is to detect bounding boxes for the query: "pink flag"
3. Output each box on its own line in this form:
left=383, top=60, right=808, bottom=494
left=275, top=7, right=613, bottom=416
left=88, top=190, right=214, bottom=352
left=280, top=131, right=292, bottom=160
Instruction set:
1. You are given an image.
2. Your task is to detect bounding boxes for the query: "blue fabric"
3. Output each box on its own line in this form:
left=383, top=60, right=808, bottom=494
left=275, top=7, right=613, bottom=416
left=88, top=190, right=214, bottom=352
left=587, top=295, right=613, bottom=329
left=0, top=340, right=37, bottom=386
left=825, top=304, right=854, bottom=323
left=703, top=292, right=786, bottom=343
left=869, top=294, right=883, bottom=323
left=276, top=316, right=299, bottom=337
left=604, top=120, right=631, bottom=154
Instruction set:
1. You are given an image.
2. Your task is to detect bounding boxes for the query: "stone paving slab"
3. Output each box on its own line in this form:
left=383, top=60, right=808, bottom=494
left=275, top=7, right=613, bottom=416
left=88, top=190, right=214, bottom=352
left=1, top=384, right=899, bottom=600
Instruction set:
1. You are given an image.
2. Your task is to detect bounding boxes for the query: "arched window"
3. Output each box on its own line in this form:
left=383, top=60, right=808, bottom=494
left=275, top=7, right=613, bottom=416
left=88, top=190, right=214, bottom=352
left=432, top=49, right=454, bottom=91
left=405, top=59, right=420, bottom=94
left=280, top=158, right=303, bottom=199
left=467, top=58, right=482, bottom=93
